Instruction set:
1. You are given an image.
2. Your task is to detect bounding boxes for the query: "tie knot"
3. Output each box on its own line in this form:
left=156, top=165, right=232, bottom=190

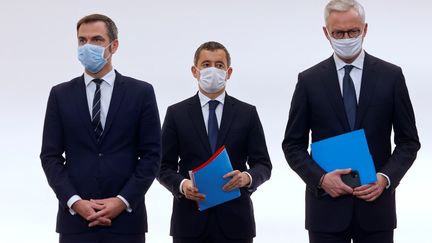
left=344, top=65, right=354, bottom=74
left=208, top=100, right=219, bottom=110
left=93, top=79, right=103, bottom=85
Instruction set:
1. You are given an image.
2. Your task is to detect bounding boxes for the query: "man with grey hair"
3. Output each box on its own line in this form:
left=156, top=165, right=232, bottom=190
left=282, top=0, right=420, bottom=242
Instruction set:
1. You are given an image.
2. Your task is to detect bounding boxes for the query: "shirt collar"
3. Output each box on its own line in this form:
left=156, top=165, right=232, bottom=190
left=334, top=49, right=365, bottom=71
left=198, top=91, right=226, bottom=108
left=84, top=68, right=116, bottom=87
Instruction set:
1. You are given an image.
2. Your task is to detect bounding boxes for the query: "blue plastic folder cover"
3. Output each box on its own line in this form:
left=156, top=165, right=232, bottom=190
left=311, top=129, right=377, bottom=185
left=189, top=146, right=241, bottom=211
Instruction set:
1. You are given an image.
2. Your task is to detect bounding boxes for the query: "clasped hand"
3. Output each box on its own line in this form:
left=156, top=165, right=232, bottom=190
left=321, top=169, right=387, bottom=202
left=182, top=170, right=250, bottom=202
left=71, top=197, right=127, bottom=227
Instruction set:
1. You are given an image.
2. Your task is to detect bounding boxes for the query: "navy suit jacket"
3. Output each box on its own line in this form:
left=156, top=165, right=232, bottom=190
left=158, top=93, right=272, bottom=239
left=40, top=71, right=161, bottom=234
left=282, top=53, right=420, bottom=232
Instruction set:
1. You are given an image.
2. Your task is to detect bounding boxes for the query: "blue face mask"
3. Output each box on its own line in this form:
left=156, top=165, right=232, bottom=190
left=77, top=43, right=111, bottom=73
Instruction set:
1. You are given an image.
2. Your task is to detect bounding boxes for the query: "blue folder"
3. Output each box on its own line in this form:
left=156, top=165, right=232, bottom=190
left=311, top=129, right=377, bottom=185
left=189, top=146, right=240, bottom=211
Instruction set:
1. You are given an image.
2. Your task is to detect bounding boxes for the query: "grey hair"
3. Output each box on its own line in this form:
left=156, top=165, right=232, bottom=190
left=324, top=0, right=366, bottom=25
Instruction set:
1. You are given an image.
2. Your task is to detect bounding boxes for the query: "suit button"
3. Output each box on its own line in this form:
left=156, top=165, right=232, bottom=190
left=98, top=153, right=103, bottom=157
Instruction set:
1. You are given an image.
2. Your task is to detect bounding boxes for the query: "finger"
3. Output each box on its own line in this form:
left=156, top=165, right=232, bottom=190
left=89, top=201, right=106, bottom=211
left=87, top=209, right=107, bottom=221
left=187, top=192, right=205, bottom=201
left=367, top=187, right=384, bottom=202
left=366, top=192, right=380, bottom=202
left=223, top=170, right=239, bottom=179
left=353, top=185, right=375, bottom=196
left=192, top=192, right=206, bottom=200
left=185, top=184, right=199, bottom=193
left=357, top=187, right=380, bottom=201
left=97, top=217, right=112, bottom=225
left=357, top=192, right=375, bottom=201
left=328, top=190, right=340, bottom=198
left=90, top=199, right=106, bottom=205
left=339, top=182, right=354, bottom=194
left=332, top=168, right=351, bottom=175
left=88, top=218, right=111, bottom=227
left=88, top=220, right=99, bottom=227
left=237, top=173, right=250, bottom=188
left=222, top=178, right=238, bottom=191
left=353, top=184, right=371, bottom=192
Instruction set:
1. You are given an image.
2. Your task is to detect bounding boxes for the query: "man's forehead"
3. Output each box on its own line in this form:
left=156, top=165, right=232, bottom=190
left=327, top=13, right=363, bottom=29
left=78, top=21, right=108, bottom=34
left=197, top=50, right=227, bottom=63
left=328, top=8, right=362, bottom=21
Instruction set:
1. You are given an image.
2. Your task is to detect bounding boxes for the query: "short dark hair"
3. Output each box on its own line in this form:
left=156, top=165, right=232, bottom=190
left=77, top=14, right=118, bottom=42
left=194, top=41, right=231, bottom=67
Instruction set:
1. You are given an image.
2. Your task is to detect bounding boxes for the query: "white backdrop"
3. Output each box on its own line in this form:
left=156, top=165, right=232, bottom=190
left=0, top=0, right=430, bottom=242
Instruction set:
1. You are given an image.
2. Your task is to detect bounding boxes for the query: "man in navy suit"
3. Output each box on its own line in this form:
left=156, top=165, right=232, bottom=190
left=282, top=1, right=420, bottom=242
left=158, top=41, right=272, bottom=243
left=40, top=14, right=161, bottom=243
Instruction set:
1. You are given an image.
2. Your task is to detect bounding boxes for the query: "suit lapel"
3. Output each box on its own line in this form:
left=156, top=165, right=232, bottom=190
left=217, top=94, right=236, bottom=149
left=73, top=76, right=98, bottom=144
left=99, top=71, right=126, bottom=142
left=320, top=57, right=351, bottom=131
left=355, top=53, right=378, bottom=129
left=188, top=94, right=212, bottom=154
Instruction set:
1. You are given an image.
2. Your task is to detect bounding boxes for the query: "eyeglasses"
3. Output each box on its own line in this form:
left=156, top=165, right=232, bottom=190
left=331, top=29, right=362, bottom=39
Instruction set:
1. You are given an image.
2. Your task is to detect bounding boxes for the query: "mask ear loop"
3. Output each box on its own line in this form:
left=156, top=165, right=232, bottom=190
left=104, top=41, right=114, bottom=61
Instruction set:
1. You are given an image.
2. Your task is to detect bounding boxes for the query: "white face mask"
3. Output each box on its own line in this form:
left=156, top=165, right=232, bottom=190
left=330, top=35, right=363, bottom=59
left=197, top=67, right=227, bottom=93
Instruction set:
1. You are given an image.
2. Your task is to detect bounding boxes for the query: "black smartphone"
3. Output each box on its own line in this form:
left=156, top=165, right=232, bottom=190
left=341, top=170, right=361, bottom=188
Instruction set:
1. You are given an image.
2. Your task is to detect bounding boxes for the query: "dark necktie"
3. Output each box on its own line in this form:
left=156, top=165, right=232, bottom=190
left=343, top=65, right=357, bottom=130
left=208, top=100, right=220, bottom=153
left=91, top=79, right=103, bottom=141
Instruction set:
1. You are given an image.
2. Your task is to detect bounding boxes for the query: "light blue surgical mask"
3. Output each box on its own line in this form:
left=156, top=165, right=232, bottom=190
left=77, top=43, right=112, bottom=73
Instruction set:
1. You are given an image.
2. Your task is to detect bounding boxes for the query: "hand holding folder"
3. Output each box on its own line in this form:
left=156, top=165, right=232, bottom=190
left=311, top=129, right=377, bottom=186
left=189, top=146, right=241, bottom=211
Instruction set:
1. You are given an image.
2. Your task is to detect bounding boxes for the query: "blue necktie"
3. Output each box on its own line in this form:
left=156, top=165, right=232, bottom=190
left=208, top=100, right=219, bottom=153
left=343, top=65, right=357, bottom=130
left=91, top=79, right=103, bottom=141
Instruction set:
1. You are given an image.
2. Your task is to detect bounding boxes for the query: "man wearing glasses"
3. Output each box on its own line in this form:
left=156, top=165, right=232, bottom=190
left=282, top=0, right=420, bottom=242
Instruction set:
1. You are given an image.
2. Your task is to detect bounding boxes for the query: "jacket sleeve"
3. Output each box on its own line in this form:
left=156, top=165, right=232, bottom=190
left=40, top=87, right=78, bottom=208
left=380, top=69, right=420, bottom=191
left=282, top=75, right=326, bottom=196
left=119, top=85, right=161, bottom=210
left=244, top=106, right=272, bottom=192
left=157, top=106, right=186, bottom=199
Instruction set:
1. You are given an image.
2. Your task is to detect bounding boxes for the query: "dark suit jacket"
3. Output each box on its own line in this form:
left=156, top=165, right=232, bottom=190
left=40, top=71, right=161, bottom=234
left=282, top=53, right=420, bottom=232
left=158, top=93, right=272, bottom=239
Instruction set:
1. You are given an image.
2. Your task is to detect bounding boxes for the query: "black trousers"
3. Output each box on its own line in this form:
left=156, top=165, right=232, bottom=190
left=173, top=210, right=252, bottom=243
left=59, top=229, right=145, bottom=243
left=309, top=215, right=393, bottom=243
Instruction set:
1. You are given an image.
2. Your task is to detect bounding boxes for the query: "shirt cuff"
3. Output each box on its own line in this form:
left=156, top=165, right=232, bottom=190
left=179, top=179, right=188, bottom=195
left=377, top=172, right=391, bottom=189
left=117, top=195, right=132, bottom=213
left=243, top=172, right=253, bottom=188
left=67, top=195, right=82, bottom=215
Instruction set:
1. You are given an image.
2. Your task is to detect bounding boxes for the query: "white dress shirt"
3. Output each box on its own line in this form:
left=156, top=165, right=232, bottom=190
left=333, top=50, right=390, bottom=188
left=67, top=69, right=131, bottom=214
left=334, top=50, right=365, bottom=104
left=84, top=69, right=116, bottom=128
left=198, top=91, right=225, bottom=131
